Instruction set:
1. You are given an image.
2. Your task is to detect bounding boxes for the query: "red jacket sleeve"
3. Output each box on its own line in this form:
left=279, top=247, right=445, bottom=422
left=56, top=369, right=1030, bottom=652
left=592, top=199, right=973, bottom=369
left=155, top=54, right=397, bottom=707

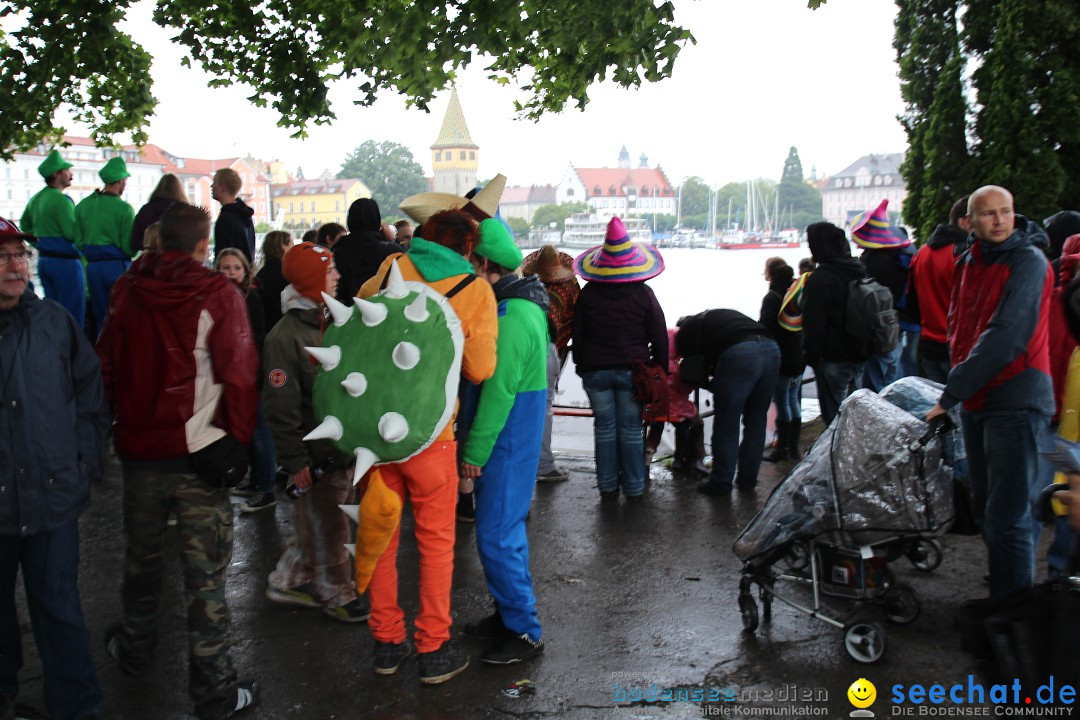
left=209, top=284, right=259, bottom=444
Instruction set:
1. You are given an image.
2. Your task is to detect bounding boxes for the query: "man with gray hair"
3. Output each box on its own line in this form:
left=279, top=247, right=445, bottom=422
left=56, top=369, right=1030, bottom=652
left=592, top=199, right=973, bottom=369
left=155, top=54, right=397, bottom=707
left=927, top=185, right=1053, bottom=597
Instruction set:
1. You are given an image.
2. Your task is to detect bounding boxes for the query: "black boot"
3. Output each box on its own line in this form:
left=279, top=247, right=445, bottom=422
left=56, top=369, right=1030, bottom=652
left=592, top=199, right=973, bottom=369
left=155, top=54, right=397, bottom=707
left=788, top=418, right=802, bottom=460
left=763, top=420, right=790, bottom=462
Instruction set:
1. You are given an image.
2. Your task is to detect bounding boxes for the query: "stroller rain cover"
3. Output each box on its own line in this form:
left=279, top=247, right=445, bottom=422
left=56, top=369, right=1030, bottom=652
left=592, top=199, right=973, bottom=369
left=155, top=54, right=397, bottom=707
left=734, top=388, right=955, bottom=564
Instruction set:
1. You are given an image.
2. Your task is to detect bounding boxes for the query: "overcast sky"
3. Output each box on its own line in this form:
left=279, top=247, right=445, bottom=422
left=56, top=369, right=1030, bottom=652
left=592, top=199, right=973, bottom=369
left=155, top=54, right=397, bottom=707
left=99, top=0, right=907, bottom=188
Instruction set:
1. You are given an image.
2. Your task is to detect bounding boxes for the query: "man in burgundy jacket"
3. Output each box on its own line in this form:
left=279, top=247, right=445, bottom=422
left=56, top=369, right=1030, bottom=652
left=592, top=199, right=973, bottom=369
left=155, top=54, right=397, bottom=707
left=96, top=203, right=260, bottom=720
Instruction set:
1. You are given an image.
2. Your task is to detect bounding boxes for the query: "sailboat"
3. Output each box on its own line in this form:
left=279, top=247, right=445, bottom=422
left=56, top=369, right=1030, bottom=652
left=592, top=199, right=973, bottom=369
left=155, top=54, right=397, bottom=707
left=718, top=181, right=802, bottom=249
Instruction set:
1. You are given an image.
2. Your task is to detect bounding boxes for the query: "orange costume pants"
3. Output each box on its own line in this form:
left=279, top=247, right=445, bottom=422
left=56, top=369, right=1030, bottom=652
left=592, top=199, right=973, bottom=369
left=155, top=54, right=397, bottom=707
left=366, top=441, right=458, bottom=652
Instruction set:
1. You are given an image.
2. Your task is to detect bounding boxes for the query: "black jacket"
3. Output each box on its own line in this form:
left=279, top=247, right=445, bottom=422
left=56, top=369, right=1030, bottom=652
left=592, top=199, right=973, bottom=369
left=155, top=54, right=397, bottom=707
left=861, top=244, right=917, bottom=328
left=573, top=282, right=667, bottom=372
left=803, top=223, right=868, bottom=365
left=131, top=197, right=177, bottom=252
left=675, top=309, right=770, bottom=369
left=255, top=256, right=286, bottom=330
left=214, top=199, right=256, bottom=262
left=760, top=281, right=806, bottom=377
left=333, top=198, right=404, bottom=302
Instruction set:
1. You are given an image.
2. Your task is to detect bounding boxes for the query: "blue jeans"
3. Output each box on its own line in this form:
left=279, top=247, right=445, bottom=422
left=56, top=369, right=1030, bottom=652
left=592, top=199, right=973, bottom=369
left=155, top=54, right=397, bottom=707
left=582, top=369, right=644, bottom=496
left=898, top=329, right=920, bottom=379
left=961, top=409, right=1050, bottom=597
left=773, top=374, right=802, bottom=423
left=862, top=342, right=903, bottom=392
left=249, top=399, right=276, bottom=493
left=708, top=337, right=780, bottom=490
left=815, top=361, right=865, bottom=426
left=0, top=521, right=101, bottom=720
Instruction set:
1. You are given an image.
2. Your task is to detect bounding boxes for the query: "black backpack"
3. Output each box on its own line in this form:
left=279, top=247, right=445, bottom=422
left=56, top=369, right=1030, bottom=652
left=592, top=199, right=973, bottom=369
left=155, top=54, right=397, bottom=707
left=845, top=277, right=899, bottom=356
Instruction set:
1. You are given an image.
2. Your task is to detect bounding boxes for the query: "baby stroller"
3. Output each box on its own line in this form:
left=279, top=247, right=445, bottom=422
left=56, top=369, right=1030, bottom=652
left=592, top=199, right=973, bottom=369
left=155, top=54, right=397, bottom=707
left=733, top=385, right=957, bottom=663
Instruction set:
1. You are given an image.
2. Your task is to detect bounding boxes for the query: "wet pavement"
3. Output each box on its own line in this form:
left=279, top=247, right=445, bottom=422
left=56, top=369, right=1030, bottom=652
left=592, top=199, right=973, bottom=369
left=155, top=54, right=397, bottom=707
left=13, top=420, right=1007, bottom=719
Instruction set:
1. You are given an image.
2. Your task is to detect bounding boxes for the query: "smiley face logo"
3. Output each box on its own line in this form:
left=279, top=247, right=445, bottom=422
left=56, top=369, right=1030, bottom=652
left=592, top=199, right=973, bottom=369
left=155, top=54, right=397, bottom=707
left=847, top=678, right=876, bottom=709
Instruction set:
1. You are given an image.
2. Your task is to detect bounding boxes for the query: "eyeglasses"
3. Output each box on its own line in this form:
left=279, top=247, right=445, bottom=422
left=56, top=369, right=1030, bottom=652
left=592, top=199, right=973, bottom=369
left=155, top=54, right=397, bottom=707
left=0, top=249, right=32, bottom=265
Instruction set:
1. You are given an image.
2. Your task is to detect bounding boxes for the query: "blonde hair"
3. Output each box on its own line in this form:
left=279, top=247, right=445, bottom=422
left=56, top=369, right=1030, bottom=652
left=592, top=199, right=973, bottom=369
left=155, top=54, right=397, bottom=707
left=213, top=168, right=242, bottom=196
left=143, top=222, right=162, bottom=253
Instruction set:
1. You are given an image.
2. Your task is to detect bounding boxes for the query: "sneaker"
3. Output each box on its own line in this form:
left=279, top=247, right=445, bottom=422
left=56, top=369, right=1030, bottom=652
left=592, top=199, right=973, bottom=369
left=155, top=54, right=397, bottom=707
left=480, top=633, right=545, bottom=665
left=237, top=492, right=276, bottom=514
left=463, top=612, right=508, bottom=640
left=230, top=479, right=257, bottom=497
left=373, top=640, right=413, bottom=675
left=265, top=582, right=321, bottom=608
left=599, top=489, right=619, bottom=501
left=417, top=641, right=469, bottom=684
left=323, top=596, right=370, bottom=623
left=231, top=680, right=258, bottom=716
left=104, top=624, right=148, bottom=679
left=456, top=493, right=475, bottom=523
left=536, top=467, right=570, bottom=483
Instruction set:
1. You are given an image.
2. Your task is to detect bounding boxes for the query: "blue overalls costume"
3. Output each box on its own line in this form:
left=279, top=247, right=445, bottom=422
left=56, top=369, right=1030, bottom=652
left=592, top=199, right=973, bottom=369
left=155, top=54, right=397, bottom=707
left=75, top=157, right=135, bottom=332
left=19, top=149, right=85, bottom=328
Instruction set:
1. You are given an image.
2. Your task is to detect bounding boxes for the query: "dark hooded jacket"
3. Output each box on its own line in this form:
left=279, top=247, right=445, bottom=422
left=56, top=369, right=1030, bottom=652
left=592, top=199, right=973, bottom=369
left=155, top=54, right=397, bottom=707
left=0, top=290, right=109, bottom=535
left=332, top=198, right=405, bottom=302
left=214, top=198, right=256, bottom=262
left=861, top=244, right=917, bottom=330
left=1045, top=210, right=1080, bottom=282
left=255, top=255, right=287, bottom=330
left=941, top=216, right=1053, bottom=415
left=802, top=222, right=868, bottom=366
left=131, top=196, right=177, bottom=253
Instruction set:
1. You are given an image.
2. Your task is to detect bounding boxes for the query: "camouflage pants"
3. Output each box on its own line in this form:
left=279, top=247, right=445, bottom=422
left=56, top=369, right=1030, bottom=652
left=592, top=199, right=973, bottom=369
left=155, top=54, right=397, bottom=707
left=116, top=464, right=238, bottom=716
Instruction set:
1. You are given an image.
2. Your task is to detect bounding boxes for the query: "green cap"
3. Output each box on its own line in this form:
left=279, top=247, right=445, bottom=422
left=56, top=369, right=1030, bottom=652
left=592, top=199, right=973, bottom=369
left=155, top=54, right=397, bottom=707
left=475, top=218, right=522, bottom=271
left=99, top=157, right=131, bottom=184
left=37, top=149, right=73, bottom=179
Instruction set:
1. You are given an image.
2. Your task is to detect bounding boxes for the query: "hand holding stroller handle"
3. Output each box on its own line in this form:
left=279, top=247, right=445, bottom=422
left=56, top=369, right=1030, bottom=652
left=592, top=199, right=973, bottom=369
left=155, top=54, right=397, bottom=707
left=917, top=415, right=954, bottom=447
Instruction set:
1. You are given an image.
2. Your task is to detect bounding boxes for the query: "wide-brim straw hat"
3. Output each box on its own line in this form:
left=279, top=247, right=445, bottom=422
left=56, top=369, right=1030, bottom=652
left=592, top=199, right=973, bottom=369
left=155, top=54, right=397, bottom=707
left=522, top=245, right=575, bottom=283
left=574, top=216, right=664, bottom=283
left=399, top=174, right=506, bottom=224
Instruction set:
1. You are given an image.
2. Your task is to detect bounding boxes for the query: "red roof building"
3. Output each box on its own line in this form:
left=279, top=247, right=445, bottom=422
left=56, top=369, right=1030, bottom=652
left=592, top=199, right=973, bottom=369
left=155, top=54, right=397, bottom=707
left=555, top=155, right=677, bottom=219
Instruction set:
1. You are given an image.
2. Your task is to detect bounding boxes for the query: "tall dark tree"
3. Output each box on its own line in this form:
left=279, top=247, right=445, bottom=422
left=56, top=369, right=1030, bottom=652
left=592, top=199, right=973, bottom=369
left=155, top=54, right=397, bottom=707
left=913, top=48, right=970, bottom=241
left=780, top=146, right=804, bottom=185
left=776, top=147, right=823, bottom=230
left=970, top=0, right=1073, bottom=220
left=894, top=0, right=966, bottom=243
left=337, top=140, right=429, bottom=215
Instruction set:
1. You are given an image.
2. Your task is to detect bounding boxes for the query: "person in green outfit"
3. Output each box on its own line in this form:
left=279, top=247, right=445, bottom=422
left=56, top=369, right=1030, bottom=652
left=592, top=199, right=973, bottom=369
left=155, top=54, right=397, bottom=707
left=76, top=156, right=135, bottom=334
left=20, top=149, right=86, bottom=328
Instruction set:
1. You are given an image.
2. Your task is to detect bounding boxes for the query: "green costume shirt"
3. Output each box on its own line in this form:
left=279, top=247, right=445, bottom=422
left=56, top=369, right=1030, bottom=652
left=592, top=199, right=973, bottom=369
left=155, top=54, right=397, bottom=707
left=75, top=191, right=135, bottom=257
left=20, top=187, right=77, bottom=242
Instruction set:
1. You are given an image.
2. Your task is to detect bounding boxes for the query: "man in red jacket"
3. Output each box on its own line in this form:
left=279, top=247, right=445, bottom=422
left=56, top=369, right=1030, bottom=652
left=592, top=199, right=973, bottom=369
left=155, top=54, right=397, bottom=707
left=96, top=203, right=260, bottom=719
left=908, top=196, right=969, bottom=383
left=927, top=185, right=1053, bottom=598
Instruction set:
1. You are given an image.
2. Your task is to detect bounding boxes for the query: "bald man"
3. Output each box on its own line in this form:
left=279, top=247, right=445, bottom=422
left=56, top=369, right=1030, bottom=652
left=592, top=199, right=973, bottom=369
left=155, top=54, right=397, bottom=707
left=927, top=185, right=1053, bottom=597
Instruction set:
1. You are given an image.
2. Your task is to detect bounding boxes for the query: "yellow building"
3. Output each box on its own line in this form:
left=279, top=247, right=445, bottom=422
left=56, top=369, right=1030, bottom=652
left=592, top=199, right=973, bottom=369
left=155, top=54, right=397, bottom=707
left=431, top=88, right=478, bottom=196
left=271, top=176, right=372, bottom=230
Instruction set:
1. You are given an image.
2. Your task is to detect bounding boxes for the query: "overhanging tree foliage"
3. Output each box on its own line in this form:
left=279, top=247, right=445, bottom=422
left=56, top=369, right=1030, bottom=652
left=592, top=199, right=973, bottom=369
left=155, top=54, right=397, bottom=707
left=337, top=140, right=428, bottom=215
left=896, top=0, right=1080, bottom=240
left=0, top=0, right=699, bottom=157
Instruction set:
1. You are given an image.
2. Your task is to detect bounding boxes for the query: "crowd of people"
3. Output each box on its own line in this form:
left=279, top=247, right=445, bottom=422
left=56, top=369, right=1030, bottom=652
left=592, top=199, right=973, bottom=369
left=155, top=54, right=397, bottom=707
left=2, top=150, right=1079, bottom=720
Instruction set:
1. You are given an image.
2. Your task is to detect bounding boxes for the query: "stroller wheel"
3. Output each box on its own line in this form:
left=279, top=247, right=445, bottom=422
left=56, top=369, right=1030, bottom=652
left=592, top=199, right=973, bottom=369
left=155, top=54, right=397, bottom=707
left=906, top=539, right=943, bottom=572
left=881, top=585, right=920, bottom=625
left=739, top=592, right=759, bottom=632
left=785, top=543, right=809, bottom=571
left=843, top=621, right=886, bottom=663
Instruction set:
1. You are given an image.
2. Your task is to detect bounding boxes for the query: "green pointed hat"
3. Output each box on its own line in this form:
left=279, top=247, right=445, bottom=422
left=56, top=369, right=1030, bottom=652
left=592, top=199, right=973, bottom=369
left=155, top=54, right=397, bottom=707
left=37, top=149, right=72, bottom=179
left=99, top=157, right=131, bottom=184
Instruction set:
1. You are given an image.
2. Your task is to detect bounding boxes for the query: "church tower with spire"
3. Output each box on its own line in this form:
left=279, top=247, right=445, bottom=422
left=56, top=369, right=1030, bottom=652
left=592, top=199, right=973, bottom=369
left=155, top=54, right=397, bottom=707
left=431, top=88, right=479, bottom=196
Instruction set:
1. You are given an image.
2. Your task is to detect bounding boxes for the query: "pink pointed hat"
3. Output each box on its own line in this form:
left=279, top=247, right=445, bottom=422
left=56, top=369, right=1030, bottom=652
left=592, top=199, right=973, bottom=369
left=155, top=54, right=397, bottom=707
left=574, top=217, right=664, bottom=283
left=849, top=199, right=911, bottom=249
